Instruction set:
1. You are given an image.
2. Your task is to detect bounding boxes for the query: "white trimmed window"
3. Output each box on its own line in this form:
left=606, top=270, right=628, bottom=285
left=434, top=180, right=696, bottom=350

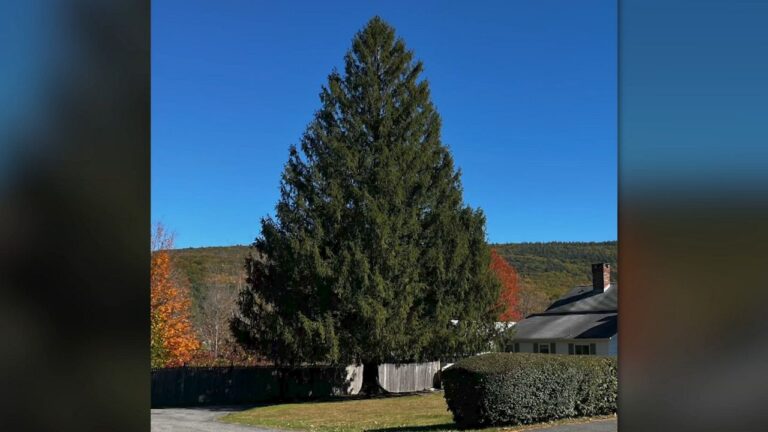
left=569, top=343, right=597, bottom=355
left=533, top=342, right=556, bottom=354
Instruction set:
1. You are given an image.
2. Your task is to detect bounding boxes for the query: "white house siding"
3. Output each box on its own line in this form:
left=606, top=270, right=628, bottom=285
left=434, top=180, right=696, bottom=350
left=518, top=342, right=534, bottom=353
left=608, top=335, right=618, bottom=356
left=595, top=340, right=610, bottom=355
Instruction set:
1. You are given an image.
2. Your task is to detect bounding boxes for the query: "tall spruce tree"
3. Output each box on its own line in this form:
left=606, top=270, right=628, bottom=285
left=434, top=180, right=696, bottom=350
left=232, top=17, right=501, bottom=390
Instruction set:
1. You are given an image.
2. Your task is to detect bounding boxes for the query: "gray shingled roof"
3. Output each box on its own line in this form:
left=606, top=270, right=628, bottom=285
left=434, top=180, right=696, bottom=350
left=513, top=284, right=617, bottom=340
left=546, top=284, right=617, bottom=313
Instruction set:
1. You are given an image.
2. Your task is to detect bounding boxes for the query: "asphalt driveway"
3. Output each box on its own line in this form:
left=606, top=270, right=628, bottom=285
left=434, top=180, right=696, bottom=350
left=520, top=418, right=617, bottom=432
left=150, top=407, right=616, bottom=432
left=150, top=407, right=281, bottom=432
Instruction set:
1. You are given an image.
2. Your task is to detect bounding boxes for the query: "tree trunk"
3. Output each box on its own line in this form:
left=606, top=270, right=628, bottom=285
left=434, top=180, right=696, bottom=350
left=361, top=362, right=384, bottom=396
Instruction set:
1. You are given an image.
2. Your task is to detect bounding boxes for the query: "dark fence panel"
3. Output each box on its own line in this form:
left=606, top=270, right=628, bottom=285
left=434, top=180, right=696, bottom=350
left=151, top=365, right=361, bottom=407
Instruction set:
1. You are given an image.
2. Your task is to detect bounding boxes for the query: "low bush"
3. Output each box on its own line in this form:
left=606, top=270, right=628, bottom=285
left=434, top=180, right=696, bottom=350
left=441, top=352, right=616, bottom=427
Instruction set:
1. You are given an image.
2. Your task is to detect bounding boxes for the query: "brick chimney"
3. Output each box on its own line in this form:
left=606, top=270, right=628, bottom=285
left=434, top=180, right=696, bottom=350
left=592, top=263, right=611, bottom=292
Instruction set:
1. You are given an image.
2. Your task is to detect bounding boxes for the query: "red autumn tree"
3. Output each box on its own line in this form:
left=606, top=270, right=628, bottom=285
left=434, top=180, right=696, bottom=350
left=151, top=223, right=199, bottom=367
left=490, top=249, right=522, bottom=321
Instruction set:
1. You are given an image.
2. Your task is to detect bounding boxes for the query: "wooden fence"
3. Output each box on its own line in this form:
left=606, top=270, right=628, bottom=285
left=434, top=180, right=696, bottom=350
left=378, top=361, right=441, bottom=392
left=151, top=361, right=442, bottom=407
left=151, top=364, right=362, bottom=407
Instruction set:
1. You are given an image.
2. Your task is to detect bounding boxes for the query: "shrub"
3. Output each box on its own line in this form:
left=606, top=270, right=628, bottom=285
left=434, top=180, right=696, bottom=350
left=441, top=352, right=617, bottom=427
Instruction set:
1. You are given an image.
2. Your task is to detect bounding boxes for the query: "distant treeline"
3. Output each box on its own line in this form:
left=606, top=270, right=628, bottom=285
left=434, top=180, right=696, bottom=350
left=170, top=241, right=617, bottom=309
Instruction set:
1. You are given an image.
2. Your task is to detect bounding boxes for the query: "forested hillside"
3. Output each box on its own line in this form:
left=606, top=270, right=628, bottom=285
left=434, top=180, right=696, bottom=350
left=170, top=241, right=617, bottom=310
left=171, top=245, right=250, bottom=307
left=492, top=241, right=617, bottom=301
left=166, top=241, right=615, bottom=364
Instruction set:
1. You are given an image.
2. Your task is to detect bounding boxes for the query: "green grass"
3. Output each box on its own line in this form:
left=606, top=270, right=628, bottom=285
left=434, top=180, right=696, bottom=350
left=220, top=392, right=615, bottom=432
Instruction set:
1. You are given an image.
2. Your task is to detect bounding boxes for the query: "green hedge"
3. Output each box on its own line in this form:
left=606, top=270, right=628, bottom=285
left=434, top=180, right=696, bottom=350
left=442, top=353, right=617, bottom=427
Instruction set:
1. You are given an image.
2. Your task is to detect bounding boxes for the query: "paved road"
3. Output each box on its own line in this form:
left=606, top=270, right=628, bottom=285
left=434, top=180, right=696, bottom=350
left=522, top=418, right=617, bottom=432
left=151, top=407, right=616, bottom=432
left=151, top=407, right=281, bottom=432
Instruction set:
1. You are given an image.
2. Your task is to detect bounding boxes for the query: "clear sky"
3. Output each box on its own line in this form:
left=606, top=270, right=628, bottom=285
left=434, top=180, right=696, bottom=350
left=152, top=0, right=617, bottom=248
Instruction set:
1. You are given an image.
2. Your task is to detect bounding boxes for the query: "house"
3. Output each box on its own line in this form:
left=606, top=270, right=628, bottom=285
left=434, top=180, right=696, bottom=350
left=510, top=263, right=617, bottom=356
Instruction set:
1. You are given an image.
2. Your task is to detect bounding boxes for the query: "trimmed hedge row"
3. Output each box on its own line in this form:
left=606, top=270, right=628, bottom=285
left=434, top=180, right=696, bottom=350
left=442, top=353, right=617, bottom=427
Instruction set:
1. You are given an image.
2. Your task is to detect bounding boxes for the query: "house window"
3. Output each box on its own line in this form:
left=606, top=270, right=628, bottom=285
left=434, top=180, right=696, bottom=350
left=574, top=344, right=590, bottom=355
left=569, top=343, right=597, bottom=355
left=534, top=342, right=556, bottom=354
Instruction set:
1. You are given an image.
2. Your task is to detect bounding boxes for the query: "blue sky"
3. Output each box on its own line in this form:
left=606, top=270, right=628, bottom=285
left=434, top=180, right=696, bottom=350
left=152, top=0, right=617, bottom=248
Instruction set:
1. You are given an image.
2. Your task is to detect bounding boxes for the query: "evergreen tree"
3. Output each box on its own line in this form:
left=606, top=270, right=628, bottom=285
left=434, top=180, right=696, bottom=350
left=232, top=17, right=501, bottom=390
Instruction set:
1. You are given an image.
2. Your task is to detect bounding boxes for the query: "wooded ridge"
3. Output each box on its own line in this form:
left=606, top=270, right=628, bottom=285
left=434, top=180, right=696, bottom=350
left=170, top=241, right=617, bottom=309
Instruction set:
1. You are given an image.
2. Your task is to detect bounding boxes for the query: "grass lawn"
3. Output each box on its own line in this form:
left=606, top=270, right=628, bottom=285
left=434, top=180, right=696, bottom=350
left=220, top=392, right=615, bottom=432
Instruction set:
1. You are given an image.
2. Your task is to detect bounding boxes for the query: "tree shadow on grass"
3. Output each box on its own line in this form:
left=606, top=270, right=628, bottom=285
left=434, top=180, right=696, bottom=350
left=154, top=391, right=442, bottom=412
left=267, top=390, right=439, bottom=406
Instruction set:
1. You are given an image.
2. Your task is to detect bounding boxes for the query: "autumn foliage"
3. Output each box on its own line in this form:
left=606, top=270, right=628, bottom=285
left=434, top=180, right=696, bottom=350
left=151, top=224, right=199, bottom=367
left=490, top=249, right=522, bottom=321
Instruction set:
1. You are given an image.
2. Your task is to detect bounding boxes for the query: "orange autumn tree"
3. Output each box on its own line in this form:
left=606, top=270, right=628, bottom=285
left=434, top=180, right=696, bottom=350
left=490, top=249, right=522, bottom=322
left=151, top=223, right=199, bottom=367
